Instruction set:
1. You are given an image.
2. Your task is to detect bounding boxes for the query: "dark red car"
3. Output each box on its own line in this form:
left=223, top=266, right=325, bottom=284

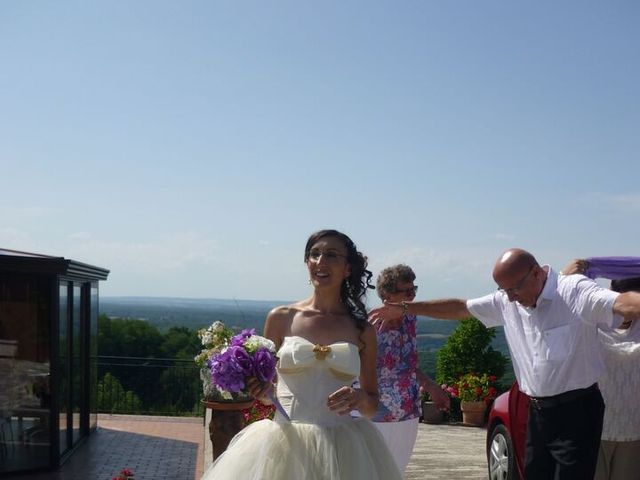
left=486, top=382, right=529, bottom=480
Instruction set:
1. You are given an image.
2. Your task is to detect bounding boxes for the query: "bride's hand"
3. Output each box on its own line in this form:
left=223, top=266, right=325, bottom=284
left=327, top=386, right=360, bottom=415
left=247, top=377, right=274, bottom=405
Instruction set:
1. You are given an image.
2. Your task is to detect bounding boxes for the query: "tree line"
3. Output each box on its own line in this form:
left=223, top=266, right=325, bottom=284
left=97, top=314, right=511, bottom=416
left=97, top=314, right=203, bottom=415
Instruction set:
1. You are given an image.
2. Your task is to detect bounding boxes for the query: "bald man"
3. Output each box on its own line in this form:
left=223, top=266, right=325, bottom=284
left=370, top=248, right=640, bottom=480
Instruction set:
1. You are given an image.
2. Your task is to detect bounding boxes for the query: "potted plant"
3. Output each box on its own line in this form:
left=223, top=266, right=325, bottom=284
left=420, top=386, right=447, bottom=424
left=454, top=372, right=498, bottom=426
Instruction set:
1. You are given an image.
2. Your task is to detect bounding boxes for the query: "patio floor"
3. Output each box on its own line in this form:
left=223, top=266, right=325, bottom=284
left=8, top=414, right=204, bottom=480
left=6, top=415, right=489, bottom=480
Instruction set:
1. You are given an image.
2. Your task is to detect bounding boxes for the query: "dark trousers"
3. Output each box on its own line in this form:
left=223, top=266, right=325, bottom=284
left=524, top=386, right=605, bottom=480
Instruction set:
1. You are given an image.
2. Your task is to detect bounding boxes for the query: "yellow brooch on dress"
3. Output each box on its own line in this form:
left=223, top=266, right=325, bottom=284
left=313, top=344, right=332, bottom=360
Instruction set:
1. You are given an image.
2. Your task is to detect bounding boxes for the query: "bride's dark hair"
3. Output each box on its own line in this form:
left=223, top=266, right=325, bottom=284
left=304, top=229, right=374, bottom=332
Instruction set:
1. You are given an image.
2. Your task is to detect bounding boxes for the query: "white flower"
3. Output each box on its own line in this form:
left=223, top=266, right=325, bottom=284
left=211, top=321, right=225, bottom=333
left=244, top=335, right=276, bottom=353
left=200, top=331, right=214, bottom=346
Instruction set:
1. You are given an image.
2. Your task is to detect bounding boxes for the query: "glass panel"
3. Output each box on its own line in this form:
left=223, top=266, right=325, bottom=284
left=71, top=285, right=81, bottom=445
left=89, top=285, right=98, bottom=431
left=0, top=274, right=52, bottom=473
left=59, top=282, right=69, bottom=456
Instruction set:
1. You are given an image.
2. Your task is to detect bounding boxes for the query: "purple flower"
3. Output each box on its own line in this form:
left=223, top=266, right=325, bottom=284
left=210, top=349, right=246, bottom=392
left=227, top=345, right=253, bottom=376
left=253, top=347, right=276, bottom=383
left=230, top=329, right=256, bottom=347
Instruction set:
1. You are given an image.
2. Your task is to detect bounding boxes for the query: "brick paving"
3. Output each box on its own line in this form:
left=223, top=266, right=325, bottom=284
left=10, top=415, right=204, bottom=480
left=8, top=415, right=488, bottom=480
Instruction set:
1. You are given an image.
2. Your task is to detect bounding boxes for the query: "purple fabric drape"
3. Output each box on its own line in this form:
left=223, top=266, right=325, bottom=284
left=585, top=256, right=640, bottom=280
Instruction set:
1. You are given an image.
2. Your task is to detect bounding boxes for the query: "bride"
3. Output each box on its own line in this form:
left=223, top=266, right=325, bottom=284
left=202, top=229, right=402, bottom=479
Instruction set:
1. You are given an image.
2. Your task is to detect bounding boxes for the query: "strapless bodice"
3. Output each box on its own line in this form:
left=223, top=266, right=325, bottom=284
left=276, top=335, right=360, bottom=426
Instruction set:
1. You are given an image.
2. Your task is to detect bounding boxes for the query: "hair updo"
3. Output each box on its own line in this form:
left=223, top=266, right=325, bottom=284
left=304, top=229, right=374, bottom=332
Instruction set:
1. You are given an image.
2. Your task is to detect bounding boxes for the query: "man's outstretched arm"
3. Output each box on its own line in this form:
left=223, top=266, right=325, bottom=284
left=369, top=298, right=470, bottom=329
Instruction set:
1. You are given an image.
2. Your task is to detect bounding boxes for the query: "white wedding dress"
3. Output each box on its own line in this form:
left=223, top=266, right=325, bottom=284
left=201, top=335, right=402, bottom=479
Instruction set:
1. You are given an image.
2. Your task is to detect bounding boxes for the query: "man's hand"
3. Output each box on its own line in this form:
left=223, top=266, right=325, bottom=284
left=369, top=302, right=405, bottom=331
left=560, top=259, right=589, bottom=276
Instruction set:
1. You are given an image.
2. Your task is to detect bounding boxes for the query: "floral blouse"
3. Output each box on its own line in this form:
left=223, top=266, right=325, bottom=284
left=372, top=314, right=421, bottom=422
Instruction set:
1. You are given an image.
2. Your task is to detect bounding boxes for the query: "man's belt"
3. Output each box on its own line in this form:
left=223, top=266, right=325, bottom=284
left=529, top=383, right=598, bottom=410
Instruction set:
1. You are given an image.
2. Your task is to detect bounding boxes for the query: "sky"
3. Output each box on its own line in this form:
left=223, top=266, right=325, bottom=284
left=1, top=1, right=638, bottom=304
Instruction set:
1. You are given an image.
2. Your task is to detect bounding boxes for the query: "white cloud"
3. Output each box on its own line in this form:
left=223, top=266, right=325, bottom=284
left=69, top=231, right=92, bottom=240
left=585, top=192, right=640, bottom=212
left=604, top=193, right=640, bottom=211
left=494, top=233, right=516, bottom=241
left=0, top=228, right=36, bottom=250
left=66, top=232, right=223, bottom=274
left=0, top=205, right=64, bottom=218
left=368, top=245, right=497, bottom=299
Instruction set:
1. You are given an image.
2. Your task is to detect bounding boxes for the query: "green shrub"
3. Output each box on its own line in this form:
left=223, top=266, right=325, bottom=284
left=436, top=317, right=508, bottom=387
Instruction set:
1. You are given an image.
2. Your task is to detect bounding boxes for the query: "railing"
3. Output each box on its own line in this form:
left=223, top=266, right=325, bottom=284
left=97, top=356, right=204, bottom=416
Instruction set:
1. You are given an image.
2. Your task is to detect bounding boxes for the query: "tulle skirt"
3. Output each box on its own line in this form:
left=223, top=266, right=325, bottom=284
left=202, top=416, right=403, bottom=480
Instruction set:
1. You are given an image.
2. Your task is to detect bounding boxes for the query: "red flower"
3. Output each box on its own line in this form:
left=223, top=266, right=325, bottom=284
left=112, top=468, right=135, bottom=480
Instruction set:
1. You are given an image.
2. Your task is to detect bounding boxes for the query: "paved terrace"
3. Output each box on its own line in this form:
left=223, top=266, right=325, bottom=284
left=9, top=416, right=488, bottom=480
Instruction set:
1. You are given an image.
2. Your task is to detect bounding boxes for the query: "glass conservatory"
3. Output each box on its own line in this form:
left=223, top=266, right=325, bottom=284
left=0, top=248, right=109, bottom=475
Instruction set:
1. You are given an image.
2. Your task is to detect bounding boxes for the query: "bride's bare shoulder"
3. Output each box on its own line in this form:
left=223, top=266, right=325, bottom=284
left=265, top=301, right=306, bottom=342
left=267, top=300, right=306, bottom=320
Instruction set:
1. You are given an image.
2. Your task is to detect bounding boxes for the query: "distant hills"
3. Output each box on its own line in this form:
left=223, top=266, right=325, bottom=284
left=100, top=296, right=511, bottom=357
left=101, top=296, right=285, bottom=332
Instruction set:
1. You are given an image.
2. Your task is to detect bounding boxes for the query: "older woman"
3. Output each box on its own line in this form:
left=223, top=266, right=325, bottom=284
left=370, top=264, right=450, bottom=473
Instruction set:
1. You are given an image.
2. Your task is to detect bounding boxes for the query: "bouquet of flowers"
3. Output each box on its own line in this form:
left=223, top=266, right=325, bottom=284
left=209, top=327, right=277, bottom=398
left=453, top=372, right=498, bottom=404
left=196, top=321, right=288, bottom=422
left=196, top=321, right=241, bottom=401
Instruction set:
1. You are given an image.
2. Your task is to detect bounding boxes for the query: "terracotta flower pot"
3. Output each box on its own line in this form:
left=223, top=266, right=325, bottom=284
left=202, top=399, right=254, bottom=460
left=460, top=400, right=486, bottom=427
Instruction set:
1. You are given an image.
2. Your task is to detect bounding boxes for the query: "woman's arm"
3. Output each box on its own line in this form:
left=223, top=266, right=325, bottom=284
left=355, top=324, right=380, bottom=417
left=248, top=306, right=292, bottom=403
left=327, top=323, right=379, bottom=417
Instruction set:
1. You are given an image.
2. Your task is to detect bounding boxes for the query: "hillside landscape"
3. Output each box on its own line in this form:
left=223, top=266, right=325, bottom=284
left=101, top=296, right=514, bottom=383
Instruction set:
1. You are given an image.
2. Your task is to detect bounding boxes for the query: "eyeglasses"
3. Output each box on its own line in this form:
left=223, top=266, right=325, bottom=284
left=498, top=267, right=534, bottom=295
left=394, top=285, right=418, bottom=296
left=307, top=249, right=347, bottom=263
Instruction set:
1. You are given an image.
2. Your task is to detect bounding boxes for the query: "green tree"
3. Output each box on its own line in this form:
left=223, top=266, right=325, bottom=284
left=161, top=326, right=201, bottom=360
left=98, top=372, right=142, bottom=413
left=98, top=315, right=164, bottom=357
left=436, top=317, right=508, bottom=386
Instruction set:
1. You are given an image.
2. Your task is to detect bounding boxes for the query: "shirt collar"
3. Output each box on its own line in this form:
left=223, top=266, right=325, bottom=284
left=537, top=265, right=556, bottom=303
left=521, top=265, right=553, bottom=311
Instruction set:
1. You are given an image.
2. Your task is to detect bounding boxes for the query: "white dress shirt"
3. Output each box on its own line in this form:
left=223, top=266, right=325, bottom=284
left=467, top=267, right=619, bottom=397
